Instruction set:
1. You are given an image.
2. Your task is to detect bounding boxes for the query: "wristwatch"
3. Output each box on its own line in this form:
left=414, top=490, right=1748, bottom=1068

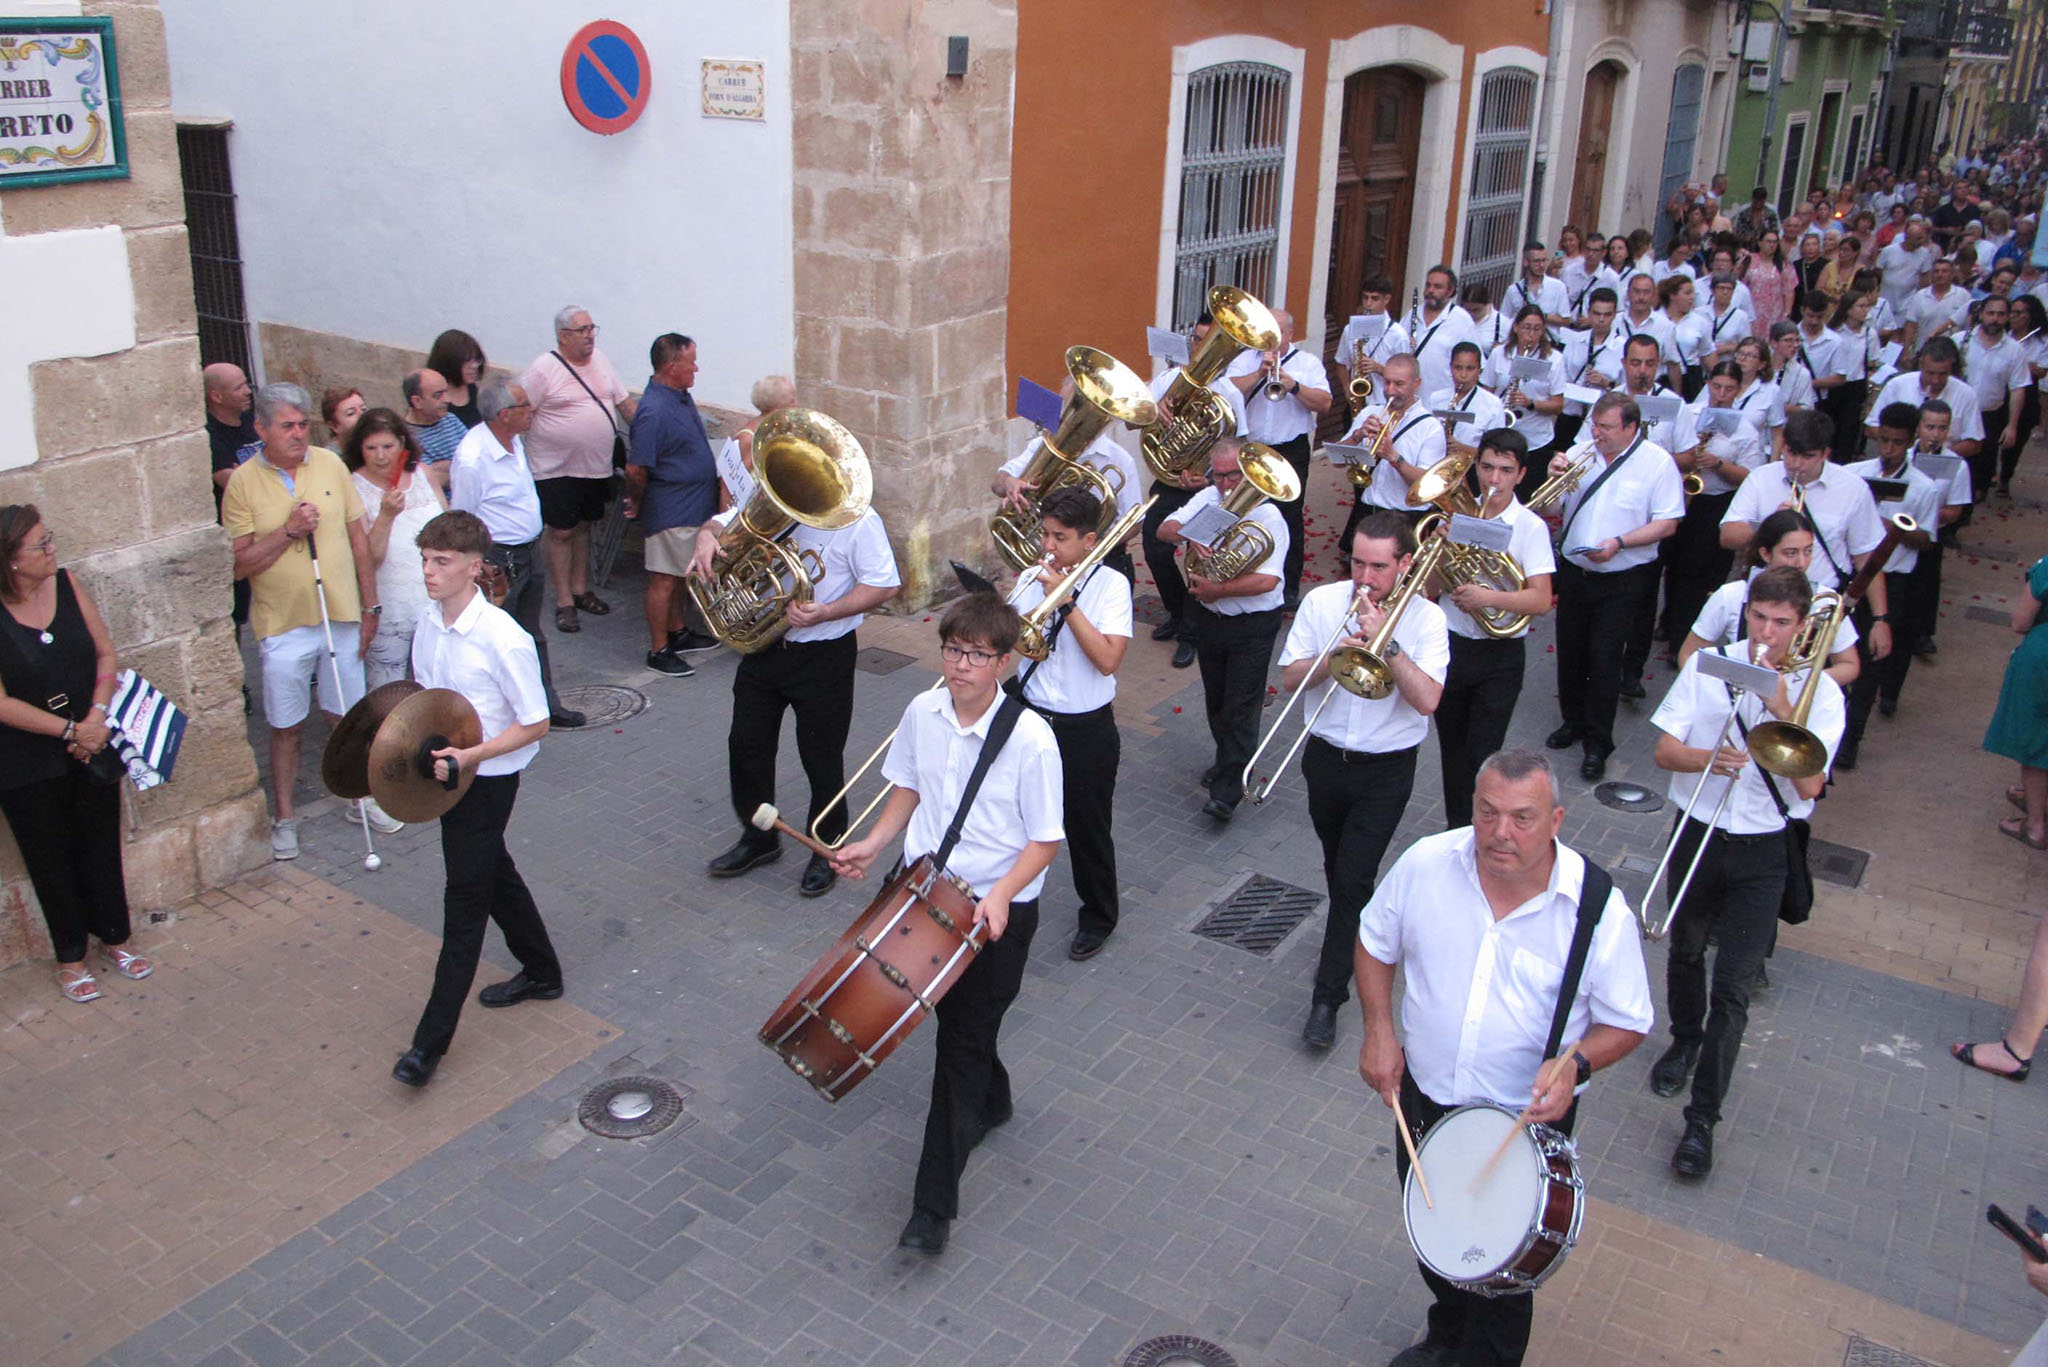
left=366, top=603, right=384, bottom=617
left=1572, top=1050, right=1593, bottom=1086
left=1384, top=638, right=1404, bottom=661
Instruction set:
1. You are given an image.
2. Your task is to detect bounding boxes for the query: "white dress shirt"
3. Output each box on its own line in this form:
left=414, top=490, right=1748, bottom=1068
left=1012, top=562, right=1131, bottom=714
left=1834, top=321, right=1880, bottom=382
left=1555, top=436, right=1685, bottom=571
left=1148, top=367, right=1250, bottom=440
left=1503, top=275, right=1570, bottom=323
left=1776, top=360, right=1817, bottom=413
left=882, top=688, right=1064, bottom=900
left=1464, top=307, right=1511, bottom=357
left=1435, top=499, right=1556, bottom=640
left=1793, top=326, right=1847, bottom=382
left=1690, top=572, right=1860, bottom=653
left=1964, top=330, right=2030, bottom=414
left=450, top=424, right=543, bottom=546
left=1619, top=309, right=1678, bottom=366
left=1347, top=403, right=1448, bottom=511
left=1664, top=310, right=1714, bottom=371
left=1731, top=378, right=1782, bottom=431
left=1704, top=305, right=1753, bottom=352
left=1877, top=241, right=1935, bottom=309
left=1722, top=462, right=1885, bottom=588
left=1486, top=347, right=1567, bottom=450
left=1560, top=328, right=1625, bottom=416
left=1226, top=346, right=1332, bottom=445
left=1405, top=305, right=1477, bottom=399
left=1651, top=642, right=1845, bottom=828
left=1651, top=259, right=1697, bottom=283
left=1869, top=373, right=1985, bottom=443
left=1904, top=284, right=1974, bottom=341
left=1842, top=457, right=1942, bottom=573
left=1336, top=315, right=1414, bottom=370
left=1916, top=445, right=1973, bottom=507
left=1673, top=397, right=1767, bottom=496
left=706, top=506, right=900, bottom=641
left=1171, top=486, right=1288, bottom=613
left=1427, top=382, right=1509, bottom=450
left=1000, top=430, right=1144, bottom=518
left=1359, top=829, right=1655, bottom=1110
left=1278, top=580, right=1449, bottom=752
left=411, top=590, right=548, bottom=777
left=1561, top=258, right=1599, bottom=315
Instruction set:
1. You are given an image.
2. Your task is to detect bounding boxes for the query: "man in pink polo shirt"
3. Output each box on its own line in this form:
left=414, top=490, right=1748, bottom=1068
left=519, top=304, right=636, bottom=634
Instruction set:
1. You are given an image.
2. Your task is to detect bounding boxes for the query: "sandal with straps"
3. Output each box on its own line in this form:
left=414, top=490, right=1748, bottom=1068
left=99, top=945, right=152, bottom=980
left=56, top=966, right=101, bottom=1003
left=2010, top=787, right=2030, bottom=813
left=1952, top=1038, right=2031, bottom=1083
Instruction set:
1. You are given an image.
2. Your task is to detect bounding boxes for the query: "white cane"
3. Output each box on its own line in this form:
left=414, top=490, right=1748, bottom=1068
left=306, top=538, right=383, bottom=872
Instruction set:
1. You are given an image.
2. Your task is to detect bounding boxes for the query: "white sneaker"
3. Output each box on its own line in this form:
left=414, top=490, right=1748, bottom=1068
left=350, top=798, right=404, bottom=834
left=271, top=817, right=300, bottom=860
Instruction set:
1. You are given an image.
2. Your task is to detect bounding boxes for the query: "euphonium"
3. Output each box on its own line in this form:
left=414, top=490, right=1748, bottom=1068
left=989, top=346, right=1156, bottom=573
left=1140, top=285, right=1280, bottom=481
left=687, top=409, right=872, bottom=653
left=1347, top=336, right=1375, bottom=403
left=1183, top=443, right=1302, bottom=582
left=1015, top=497, right=1157, bottom=660
left=1745, top=590, right=1845, bottom=780
left=1411, top=452, right=1532, bottom=640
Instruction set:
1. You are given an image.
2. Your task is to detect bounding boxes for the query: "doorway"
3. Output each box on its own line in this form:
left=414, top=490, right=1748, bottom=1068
left=1570, top=61, right=1623, bottom=233
left=1321, top=65, right=1423, bottom=438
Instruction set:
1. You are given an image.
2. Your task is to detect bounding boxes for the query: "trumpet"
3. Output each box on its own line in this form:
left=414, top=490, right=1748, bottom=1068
left=989, top=346, right=1155, bottom=573
left=1016, top=496, right=1156, bottom=660
left=1348, top=336, right=1376, bottom=404
left=1343, top=403, right=1403, bottom=489
left=1140, top=285, right=1280, bottom=481
left=1261, top=351, right=1292, bottom=403
left=1183, top=443, right=1300, bottom=582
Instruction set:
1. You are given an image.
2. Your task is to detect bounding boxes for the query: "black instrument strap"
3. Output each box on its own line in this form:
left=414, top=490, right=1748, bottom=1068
left=1575, top=333, right=1616, bottom=384
left=1729, top=704, right=1795, bottom=833
left=1413, top=315, right=1450, bottom=357
left=1558, top=433, right=1645, bottom=549
left=931, top=692, right=1028, bottom=879
left=1543, top=854, right=1614, bottom=1065
left=551, top=351, right=624, bottom=440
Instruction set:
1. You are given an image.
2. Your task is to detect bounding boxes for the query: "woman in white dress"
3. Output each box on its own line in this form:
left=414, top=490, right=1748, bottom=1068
left=345, top=408, right=446, bottom=688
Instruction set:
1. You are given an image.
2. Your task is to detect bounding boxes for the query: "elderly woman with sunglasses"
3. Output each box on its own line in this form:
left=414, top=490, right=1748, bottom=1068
left=0, top=505, right=147, bottom=1002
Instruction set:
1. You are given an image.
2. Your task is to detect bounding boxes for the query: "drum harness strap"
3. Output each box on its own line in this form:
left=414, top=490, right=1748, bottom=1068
left=1543, top=856, right=1614, bottom=1066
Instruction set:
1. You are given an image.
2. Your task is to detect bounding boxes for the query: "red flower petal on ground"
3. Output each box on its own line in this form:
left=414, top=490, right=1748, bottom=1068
left=1172, top=706, right=1183, bottom=713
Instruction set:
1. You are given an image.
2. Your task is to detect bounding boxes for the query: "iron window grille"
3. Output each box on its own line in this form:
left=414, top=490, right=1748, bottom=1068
left=1460, top=68, right=1538, bottom=311
left=1172, top=61, right=1290, bottom=332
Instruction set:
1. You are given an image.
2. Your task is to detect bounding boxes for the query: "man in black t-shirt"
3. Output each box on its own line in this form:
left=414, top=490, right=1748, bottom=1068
left=204, top=362, right=257, bottom=630
left=1930, top=185, right=1981, bottom=252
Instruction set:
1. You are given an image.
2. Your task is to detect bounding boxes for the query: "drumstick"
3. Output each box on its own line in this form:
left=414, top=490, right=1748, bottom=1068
left=1389, top=1091, right=1433, bottom=1210
left=750, top=803, right=837, bottom=860
left=1470, top=1045, right=1578, bottom=1196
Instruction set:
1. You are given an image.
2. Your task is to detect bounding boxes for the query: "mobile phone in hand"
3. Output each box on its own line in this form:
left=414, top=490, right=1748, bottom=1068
left=1988, top=1204, right=2048, bottom=1262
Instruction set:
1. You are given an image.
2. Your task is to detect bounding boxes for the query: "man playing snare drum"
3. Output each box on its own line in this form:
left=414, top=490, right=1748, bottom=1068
left=1355, top=749, right=1652, bottom=1367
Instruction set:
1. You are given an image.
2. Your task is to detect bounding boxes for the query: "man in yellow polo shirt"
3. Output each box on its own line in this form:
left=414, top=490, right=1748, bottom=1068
left=222, top=382, right=391, bottom=860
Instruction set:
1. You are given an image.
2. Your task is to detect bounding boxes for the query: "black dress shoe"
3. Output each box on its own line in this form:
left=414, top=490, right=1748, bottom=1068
left=1877, top=695, right=1897, bottom=718
left=1545, top=723, right=1581, bottom=750
left=1648, top=1040, right=1700, bottom=1097
left=391, top=1047, right=441, bottom=1087
left=549, top=709, right=587, bottom=729
left=1672, top=1120, right=1714, bottom=1177
left=1833, top=734, right=1859, bottom=771
left=1068, top=929, right=1108, bottom=961
left=709, top=836, right=782, bottom=878
left=898, top=1208, right=948, bottom=1255
left=479, top=971, right=564, bottom=1008
left=1580, top=749, right=1608, bottom=782
left=1201, top=796, right=1236, bottom=822
left=799, top=853, right=837, bottom=898
left=1387, top=1343, right=1453, bottom=1367
left=1172, top=639, right=1197, bottom=669
left=1302, top=1002, right=1338, bottom=1050
left=1619, top=677, right=1647, bottom=700
left=1151, top=620, right=1179, bottom=642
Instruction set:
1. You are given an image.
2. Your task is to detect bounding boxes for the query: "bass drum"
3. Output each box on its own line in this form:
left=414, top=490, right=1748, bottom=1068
left=1404, top=1104, right=1585, bottom=1296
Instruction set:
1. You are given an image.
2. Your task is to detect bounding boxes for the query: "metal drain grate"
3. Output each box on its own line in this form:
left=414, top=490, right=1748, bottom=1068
left=554, top=685, right=648, bottom=728
left=1842, top=1337, right=1940, bottom=1367
left=856, top=647, right=916, bottom=675
left=1123, top=1336, right=1239, bottom=1367
left=578, top=1077, right=692, bottom=1140
left=1192, top=875, right=1321, bottom=955
left=1965, top=603, right=2015, bottom=625
left=1808, top=838, right=1869, bottom=889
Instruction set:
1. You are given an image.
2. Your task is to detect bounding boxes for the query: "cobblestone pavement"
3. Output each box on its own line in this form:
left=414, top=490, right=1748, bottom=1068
left=3, top=460, right=2044, bottom=1367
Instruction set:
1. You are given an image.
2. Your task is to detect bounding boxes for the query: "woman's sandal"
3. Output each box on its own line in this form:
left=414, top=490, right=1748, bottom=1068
left=99, top=945, right=152, bottom=980
left=1952, top=1038, right=2031, bottom=1082
left=57, top=966, right=100, bottom=1003
left=1999, top=816, right=2048, bottom=851
left=2010, top=787, right=2030, bottom=813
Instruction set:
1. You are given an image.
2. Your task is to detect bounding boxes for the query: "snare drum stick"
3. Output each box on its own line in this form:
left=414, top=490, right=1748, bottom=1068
left=1389, top=1092, right=1433, bottom=1210
left=1470, top=1046, right=1577, bottom=1195
left=750, top=803, right=837, bottom=860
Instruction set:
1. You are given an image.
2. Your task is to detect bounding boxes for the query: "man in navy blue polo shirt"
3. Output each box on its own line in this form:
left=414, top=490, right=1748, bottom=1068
left=627, top=332, right=722, bottom=676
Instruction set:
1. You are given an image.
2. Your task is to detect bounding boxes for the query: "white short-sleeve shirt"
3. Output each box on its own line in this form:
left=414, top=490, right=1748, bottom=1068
left=1665, top=310, right=1715, bottom=369
left=1000, top=430, right=1144, bottom=519
left=1560, top=329, right=1626, bottom=416
left=1337, top=315, right=1414, bottom=369
left=1793, top=326, right=1847, bottom=381
left=707, top=506, right=900, bottom=641
left=1427, top=382, right=1509, bottom=450
left=1673, top=398, right=1768, bottom=497
left=1651, top=643, right=1846, bottom=828
left=1869, top=374, right=1985, bottom=443
left=1502, top=275, right=1570, bottom=321
left=1688, top=573, right=1860, bottom=654
left=1406, top=306, right=1478, bottom=399
left=1964, top=331, right=2030, bottom=413
left=1435, top=499, right=1557, bottom=640
left=1346, top=403, right=1449, bottom=511
left=410, top=591, right=549, bottom=777
left=1011, top=562, right=1132, bottom=714
left=1903, top=284, right=1974, bottom=341
left=1842, top=457, right=1943, bottom=573
left=1169, top=485, right=1289, bottom=614
left=882, top=689, right=1064, bottom=900
left=1278, top=580, right=1449, bottom=752
left=1721, top=462, right=1885, bottom=588
left=1704, top=306, right=1753, bottom=352
left=1554, top=437, right=1686, bottom=571
left=1485, top=348, right=1567, bottom=450
left=449, top=424, right=543, bottom=547
left=1620, top=310, right=1678, bottom=367
left=1226, top=345, right=1333, bottom=445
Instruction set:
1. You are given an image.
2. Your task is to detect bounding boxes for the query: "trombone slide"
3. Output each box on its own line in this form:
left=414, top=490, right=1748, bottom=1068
left=1640, top=703, right=1743, bottom=940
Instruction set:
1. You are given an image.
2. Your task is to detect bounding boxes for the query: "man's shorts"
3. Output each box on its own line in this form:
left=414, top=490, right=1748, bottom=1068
left=643, top=523, right=701, bottom=578
left=536, top=475, right=613, bottom=531
left=259, top=623, right=366, bottom=729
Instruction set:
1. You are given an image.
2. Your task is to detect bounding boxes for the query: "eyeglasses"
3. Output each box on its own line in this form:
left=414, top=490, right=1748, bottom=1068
left=1209, top=468, right=1244, bottom=483
left=562, top=324, right=598, bottom=336
left=27, top=533, right=54, bottom=554
left=940, top=643, right=1001, bottom=667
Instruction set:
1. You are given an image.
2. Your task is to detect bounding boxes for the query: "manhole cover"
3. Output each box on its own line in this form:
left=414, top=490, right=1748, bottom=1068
left=856, top=647, right=916, bottom=675
left=1842, top=1337, right=1940, bottom=1367
left=1809, top=837, right=1869, bottom=889
left=1123, top=1336, right=1238, bottom=1367
left=578, top=1077, right=690, bottom=1139
left=1965, top=603, right=2014, bottom=625
left=555, top=685, right=648, bottom=728
left=1192, top=875, right=1321, bottom=956
left=1595, top=781, right=1666, bottom=813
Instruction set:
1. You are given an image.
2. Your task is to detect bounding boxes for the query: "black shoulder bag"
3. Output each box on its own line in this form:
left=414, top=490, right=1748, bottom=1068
left=1543, top=857, right=1615, bottom=1068
left=1731, top=707, right=1815, bottom=924
left=552, top=351, right=629, bottom=472
left=924, top=693, right=1029, bottom=889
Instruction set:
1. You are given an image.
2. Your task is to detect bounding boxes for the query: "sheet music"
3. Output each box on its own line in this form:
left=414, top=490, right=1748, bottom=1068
left=1509, top=355, right=1552, bottom=382
left=1146, top=327, right=1191, bottom=365
left=1635, top=392, right=1684, bottom=426
left=1348, top=314, right=1388, bottom=342
left=1696, top=648, right=1779, bottom=696
left=716, top=438, right=755, bottom=505
left=1175, top=503, right=1239, bottom=550
left=1431, top=409, right=1475, bottom=424
left=1447, top=513, right=1515, bottom=553
left=1324, top=442, right=1375, bottom=466
left=1561, top=383, right=1604, bottom=405
left=1698, top=408, right=1744, bottom=436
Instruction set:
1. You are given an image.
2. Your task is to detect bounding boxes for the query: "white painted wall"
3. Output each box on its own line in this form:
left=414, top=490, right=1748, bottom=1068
left=158, top=0, right=793, bottom=410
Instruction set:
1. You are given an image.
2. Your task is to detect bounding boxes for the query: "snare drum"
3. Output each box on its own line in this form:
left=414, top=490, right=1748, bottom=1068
left=1403, top=1104, right=1585, bottom=1296
left=758, top=856, right=983, bottom=1101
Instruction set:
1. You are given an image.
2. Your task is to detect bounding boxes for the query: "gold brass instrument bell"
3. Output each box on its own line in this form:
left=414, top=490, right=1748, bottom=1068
left=1182, top=442, right=1300, bottom=583
left=1405, top=447, right=1534, bottom=640
left=1347, top=336, right=1375, bottom=404
left=1745, top=589, right=1848, bottom=780
left=1140, top=284, right=1280, bottom=481
left=687, top=408, right=872, bottom=654
left=1015, top=496, right=1158, bottom=661
left=989, top=346, right=1156, bottom=574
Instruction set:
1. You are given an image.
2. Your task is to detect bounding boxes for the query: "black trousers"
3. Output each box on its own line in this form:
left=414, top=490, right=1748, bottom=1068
left=490, top=539, right=567, bottom=716
left=727, top=633, right=858, bottom=844
left=1304, top=739, right=1417, bottom=1006
left=1104, top=545, right=1136, bottom=587
left=1663, top=817, right=1787, bottom=1128
left=1437, top=636, right=1525, bottom=829
left=1971, top=403, right=2010, bottom=500
left=412, top=773, right=562, bottom=1057
left=2002, top=387, right=2040, bottom=488
left=1270, top=433, right=1312, bottom=600
left=1621, top=557, right=1660, bottom=686
left=0, top=767, right=130, bottom=963
left=1394, top=1070, right=1575, bottom=1367
left=1190, top=604, right=1282, bottom=807
left=1554, top=561, right=1660, bottom=754
left=1912, top=538, right=1945, bottom=647
left=1657, top=490, right=1735, bottom=647
left=1142, top=481, right=1198, bottom=639
left=1846, top=571, right=1918, bottom=736
left=1827, top=383, right=1868, bottom=462
left=1029, top=702, right=1121, bottom=937
left=913, top=896, right=1039, bottom=1219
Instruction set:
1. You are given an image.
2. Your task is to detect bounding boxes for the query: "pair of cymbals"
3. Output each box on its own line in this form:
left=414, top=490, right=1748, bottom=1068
left=323, top=682, right=483, bottom=822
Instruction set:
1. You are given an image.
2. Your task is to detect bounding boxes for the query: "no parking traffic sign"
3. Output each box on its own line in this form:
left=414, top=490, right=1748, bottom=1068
left=560, top=20, right=651, bottom=134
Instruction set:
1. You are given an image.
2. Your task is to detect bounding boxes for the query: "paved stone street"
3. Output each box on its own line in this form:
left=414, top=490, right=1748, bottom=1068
left=5, top=456, right=2047, bottom=1367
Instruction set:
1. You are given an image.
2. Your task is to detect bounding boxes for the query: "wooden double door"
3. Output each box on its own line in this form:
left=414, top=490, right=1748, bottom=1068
left=1322, top=66, right=1423, bottom=439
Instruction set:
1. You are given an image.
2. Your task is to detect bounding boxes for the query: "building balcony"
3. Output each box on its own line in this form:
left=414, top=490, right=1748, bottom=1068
left=1897, top=0, right=2016, bottom=53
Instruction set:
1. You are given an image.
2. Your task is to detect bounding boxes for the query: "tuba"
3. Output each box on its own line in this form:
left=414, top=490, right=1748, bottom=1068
left=990, top=346, right=1155, bottom=573
left=1183, top=443, right=1302, bottom=582
left=1139, top=285, right=1281, bottom=481
left=686, top=408, right=872, bottom=654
